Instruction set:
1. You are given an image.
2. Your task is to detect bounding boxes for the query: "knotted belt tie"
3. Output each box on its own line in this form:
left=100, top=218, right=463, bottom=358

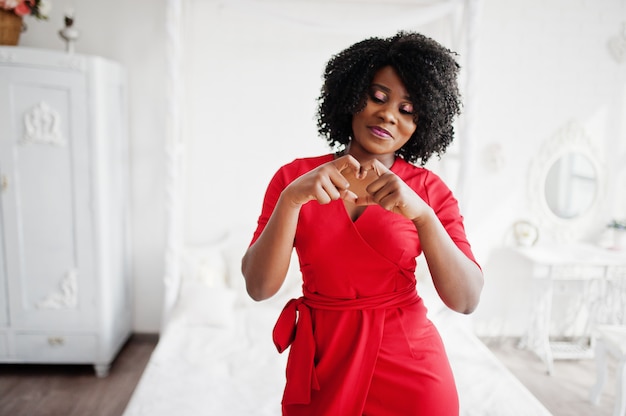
left=272, top=286, right=420, bottom=405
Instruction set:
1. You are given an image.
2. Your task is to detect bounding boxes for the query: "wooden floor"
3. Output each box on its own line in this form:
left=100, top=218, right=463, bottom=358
left=0, top=334, right=619, bottom=416
left=0, top=334, right=158, bottom=416
left=484, top=337, right=617, bottom=416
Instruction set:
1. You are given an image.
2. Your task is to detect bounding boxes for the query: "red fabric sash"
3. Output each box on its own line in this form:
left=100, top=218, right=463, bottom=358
left=272, top=286, right=420, bottom=405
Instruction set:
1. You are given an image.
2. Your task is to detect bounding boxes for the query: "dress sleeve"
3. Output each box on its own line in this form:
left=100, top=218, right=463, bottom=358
left=248, top=155, right=332, bottom=247
left=249, top=165, right=291, bottom=247
left=422, top=171, right=480, bottom=268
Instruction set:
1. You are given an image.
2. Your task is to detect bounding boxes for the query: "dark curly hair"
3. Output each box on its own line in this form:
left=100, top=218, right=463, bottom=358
left=316, top=31, right=462, bottom=165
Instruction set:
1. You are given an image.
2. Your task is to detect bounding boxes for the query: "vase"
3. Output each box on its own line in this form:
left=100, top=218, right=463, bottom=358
left=0, top=9, right=23, bottom=46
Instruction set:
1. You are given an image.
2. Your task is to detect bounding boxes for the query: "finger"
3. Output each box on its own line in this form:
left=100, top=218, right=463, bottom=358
left=353, top=194, right=378, bottom=206
left=358, top=158, right=390, bottom=178
left=365, top=182, right=394, bottom=206
left=364, top=170, right=397, bottom=196
left=320, top=178, right=342, bottom=201
left=333, top=154, right=361, bottom=176
left=365, top=175, right=387, bottom=195
left=378, top=192, right=405, bottom=212
left=312, top=185, right=332, bottom=204
left=327, top=168, right=353, bottom=192
left=339, top=189, right=359, bottom=203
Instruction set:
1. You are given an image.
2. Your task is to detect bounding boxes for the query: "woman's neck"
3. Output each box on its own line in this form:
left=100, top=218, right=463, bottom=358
left=342, top=145, right=396, bottom=169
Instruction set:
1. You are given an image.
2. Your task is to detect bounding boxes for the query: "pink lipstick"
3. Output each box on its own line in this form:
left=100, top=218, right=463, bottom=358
left=369, top=126, right=392, bottom=138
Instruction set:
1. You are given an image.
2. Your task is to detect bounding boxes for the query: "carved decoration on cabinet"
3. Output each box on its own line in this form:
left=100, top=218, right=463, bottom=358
left=36, top=269, right=78, bottom=309
left=59, top=56, right=86, bottom=71
left=22, top=101, right=65, bottom=147
left=0, top=50, right=15, bottom=63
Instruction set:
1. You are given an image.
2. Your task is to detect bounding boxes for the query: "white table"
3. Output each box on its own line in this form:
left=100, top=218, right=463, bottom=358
left=514, top=243, right=626, bottom=375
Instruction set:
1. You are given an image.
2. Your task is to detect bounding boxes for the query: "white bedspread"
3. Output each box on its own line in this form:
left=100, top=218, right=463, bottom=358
left=124, top=299, right=552, bottom=416
left=124, top=236, right=552, bottom=415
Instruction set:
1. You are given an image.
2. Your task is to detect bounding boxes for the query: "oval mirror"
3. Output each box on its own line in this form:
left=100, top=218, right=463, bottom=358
left=544, top=152, right=597, bottom=219
left=528, top=122, right=604, bottom=242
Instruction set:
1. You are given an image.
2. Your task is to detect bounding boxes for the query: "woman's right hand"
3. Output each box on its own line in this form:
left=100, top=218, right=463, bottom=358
left=281, top=154, right=363, bottom=206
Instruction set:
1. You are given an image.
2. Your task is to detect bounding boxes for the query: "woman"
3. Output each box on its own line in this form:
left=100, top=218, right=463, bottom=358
left=242, top=31, right=483, bottom=415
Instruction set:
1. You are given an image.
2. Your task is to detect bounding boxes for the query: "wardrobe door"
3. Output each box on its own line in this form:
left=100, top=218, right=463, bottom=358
left=0, top=195, right=7, bottom=357
left=0, top=66, right=96, bottom=331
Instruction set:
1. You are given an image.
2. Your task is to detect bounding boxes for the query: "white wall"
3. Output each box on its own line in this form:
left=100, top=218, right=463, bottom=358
left=469, top=0, right=626, bottom=335
left=16, top=0, right=626, bottom=333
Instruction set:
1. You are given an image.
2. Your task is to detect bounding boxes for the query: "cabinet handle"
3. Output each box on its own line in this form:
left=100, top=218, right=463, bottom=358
left=1, top=175, right=7, bottom=192
left=48, top=336, right=65, bottom=346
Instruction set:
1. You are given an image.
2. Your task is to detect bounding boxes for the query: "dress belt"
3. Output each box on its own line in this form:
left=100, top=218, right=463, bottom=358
left=272, top=286, right=420, bottom=405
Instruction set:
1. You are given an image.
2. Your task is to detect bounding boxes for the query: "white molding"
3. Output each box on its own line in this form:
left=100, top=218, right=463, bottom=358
left=36, top=269, right=78, bottom=309
left=0, top=50, right=16, bottom=63
left=455, top=0, right=481, bottom=209
left=21, top=101, right=66, bottom=147
left=163, top=0, right=184, bottom=328
left=58, top=56, right=87, bottom=72
left=222, top=0, right=463, bottom=35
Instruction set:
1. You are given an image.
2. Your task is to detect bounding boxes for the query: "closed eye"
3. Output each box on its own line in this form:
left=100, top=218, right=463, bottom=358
left=400, top=103, right=414, bottom=115
left=369, top=89, right=387, bottom=104
left=368, top=85, right=414, bottom=117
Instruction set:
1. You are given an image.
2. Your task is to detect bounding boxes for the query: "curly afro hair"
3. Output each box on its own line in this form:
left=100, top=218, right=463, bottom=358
left=316, top=31, right=462, bottom=165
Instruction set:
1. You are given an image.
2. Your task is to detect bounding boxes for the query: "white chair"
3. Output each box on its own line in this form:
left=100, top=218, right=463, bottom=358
left=590, top=325, right=626, bottom=416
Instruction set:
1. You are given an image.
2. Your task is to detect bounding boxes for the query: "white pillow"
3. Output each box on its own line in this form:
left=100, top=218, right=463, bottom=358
left=175, top=282, right=237, bottom=327
left=221, top=228, right=253, bottom=304
left=181, top=244, right=229, bottom=288
left=221, top=228, right=303, bottom=307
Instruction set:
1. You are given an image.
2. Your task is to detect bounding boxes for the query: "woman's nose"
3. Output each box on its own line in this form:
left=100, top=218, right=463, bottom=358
left=376, top=104, right=397, bottom=124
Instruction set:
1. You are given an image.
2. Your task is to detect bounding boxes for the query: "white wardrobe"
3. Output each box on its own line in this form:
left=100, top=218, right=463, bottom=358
left=0, top=47, right=132, bottom=377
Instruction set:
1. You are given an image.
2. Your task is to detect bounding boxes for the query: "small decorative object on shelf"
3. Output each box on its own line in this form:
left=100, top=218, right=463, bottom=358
left=0, top=0, right=51, bottom=46
left=58, top=8, right=77, bottom=53
left=512, top=220, right=539, bottom=247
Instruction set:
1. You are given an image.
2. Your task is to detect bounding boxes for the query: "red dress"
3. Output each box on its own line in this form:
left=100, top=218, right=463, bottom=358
left=251, top=154, right=478, bottom=416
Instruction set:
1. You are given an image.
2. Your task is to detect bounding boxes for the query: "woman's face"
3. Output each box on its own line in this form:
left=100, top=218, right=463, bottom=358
left=350, top=65, right=417, bottom=162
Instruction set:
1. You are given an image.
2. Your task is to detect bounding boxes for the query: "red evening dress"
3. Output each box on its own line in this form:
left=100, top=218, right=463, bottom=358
left=250, top=154, right=479, bottom=416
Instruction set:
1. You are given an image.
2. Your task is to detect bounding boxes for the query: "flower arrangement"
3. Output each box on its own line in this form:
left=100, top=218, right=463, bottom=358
left=608, top=219, right=626, bottom=231
left=0, top=0, right=51, bottom=20
left=608, top=219, right=626, bottom=250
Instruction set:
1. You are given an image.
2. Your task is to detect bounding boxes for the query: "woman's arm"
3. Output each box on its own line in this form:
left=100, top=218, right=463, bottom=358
left=241, top=194, right=301, bottom=301
left=413, top=209, right=483, bottom=314
left=242, top=155, right=362, bottom=301
left=357, top=159, right=483, bottom=313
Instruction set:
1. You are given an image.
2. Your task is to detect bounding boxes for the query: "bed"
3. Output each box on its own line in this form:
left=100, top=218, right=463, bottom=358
left=123, top=229, right=553, bottom=416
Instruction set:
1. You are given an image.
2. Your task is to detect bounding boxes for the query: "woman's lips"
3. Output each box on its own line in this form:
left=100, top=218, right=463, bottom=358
left=369, top=126, right=392, bottom=139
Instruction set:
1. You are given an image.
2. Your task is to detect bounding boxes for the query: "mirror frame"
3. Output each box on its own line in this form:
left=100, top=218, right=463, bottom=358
left=527, top=122, right=604, bottom=243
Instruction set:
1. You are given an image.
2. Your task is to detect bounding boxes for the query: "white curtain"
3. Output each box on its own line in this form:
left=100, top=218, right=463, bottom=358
left=163, top=0, right=479, bottom=323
